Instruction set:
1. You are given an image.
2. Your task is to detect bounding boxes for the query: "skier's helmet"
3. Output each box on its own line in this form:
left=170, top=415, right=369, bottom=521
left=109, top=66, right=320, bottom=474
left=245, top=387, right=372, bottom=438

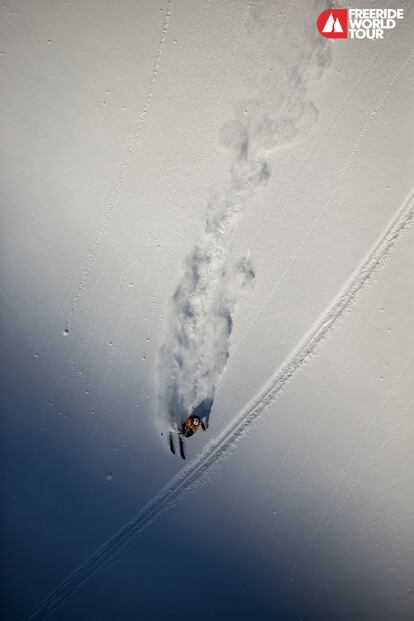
left=186, top=415, right=201, bottom=430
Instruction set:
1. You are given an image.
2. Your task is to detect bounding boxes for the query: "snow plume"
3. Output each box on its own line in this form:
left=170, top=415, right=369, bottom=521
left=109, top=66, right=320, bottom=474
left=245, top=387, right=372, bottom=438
left=158, top=161, right=262, bottom=431
left=158, top=4, right=331, bottom=432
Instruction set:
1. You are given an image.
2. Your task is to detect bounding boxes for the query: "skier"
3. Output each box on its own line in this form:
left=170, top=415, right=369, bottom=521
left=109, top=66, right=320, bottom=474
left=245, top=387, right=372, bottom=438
left=168, top=398, right=213, bottom=460
left=168, top=413, right=208, bottom=460
left=180, top=413, right=207, bottom=438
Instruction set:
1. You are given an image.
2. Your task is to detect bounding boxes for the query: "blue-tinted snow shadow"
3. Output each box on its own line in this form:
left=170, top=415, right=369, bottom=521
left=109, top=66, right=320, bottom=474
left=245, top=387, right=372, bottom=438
left=0, top=307, right=172, bottom=621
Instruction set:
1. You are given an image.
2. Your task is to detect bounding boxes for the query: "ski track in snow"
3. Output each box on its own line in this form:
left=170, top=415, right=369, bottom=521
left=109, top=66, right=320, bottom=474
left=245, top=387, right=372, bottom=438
left=66, top=0, right=173, bottom=319
left=223, top=46, right=414, bottom=372
left=57, top=0, right=213, bottom=391
left=264, top=314, right=364, bottom=519
left=268, top=273, right=391, bottom=524
left=50, top=0, right=174, bottom=417
left=22, top=190, right=414, bottom=621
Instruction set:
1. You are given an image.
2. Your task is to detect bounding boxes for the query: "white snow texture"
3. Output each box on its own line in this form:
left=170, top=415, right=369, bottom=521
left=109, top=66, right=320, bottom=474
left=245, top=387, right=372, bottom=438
left=2, top=0, right=414, bottom=620
left=158, top=6, right=330, bottom=431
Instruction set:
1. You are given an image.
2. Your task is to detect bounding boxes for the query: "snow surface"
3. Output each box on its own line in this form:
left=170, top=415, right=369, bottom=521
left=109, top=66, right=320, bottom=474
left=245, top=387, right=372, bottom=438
left=1, top=1, right=413, bottom=620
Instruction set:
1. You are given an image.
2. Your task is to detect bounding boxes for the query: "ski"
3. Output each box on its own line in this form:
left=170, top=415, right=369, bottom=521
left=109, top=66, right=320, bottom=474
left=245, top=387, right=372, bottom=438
left=179, top=434, right=186, bottom=460
left=169, top=431, right=175, bottom=455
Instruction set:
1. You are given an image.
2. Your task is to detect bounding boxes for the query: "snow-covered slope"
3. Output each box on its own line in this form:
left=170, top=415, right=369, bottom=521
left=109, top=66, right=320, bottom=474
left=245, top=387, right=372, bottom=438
left=1, top=1, right=413, bottom=620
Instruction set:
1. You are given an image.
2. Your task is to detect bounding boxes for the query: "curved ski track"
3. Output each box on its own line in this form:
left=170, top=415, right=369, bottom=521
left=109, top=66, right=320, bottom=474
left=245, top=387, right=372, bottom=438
left=23, top=190, right=414, bottom=621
